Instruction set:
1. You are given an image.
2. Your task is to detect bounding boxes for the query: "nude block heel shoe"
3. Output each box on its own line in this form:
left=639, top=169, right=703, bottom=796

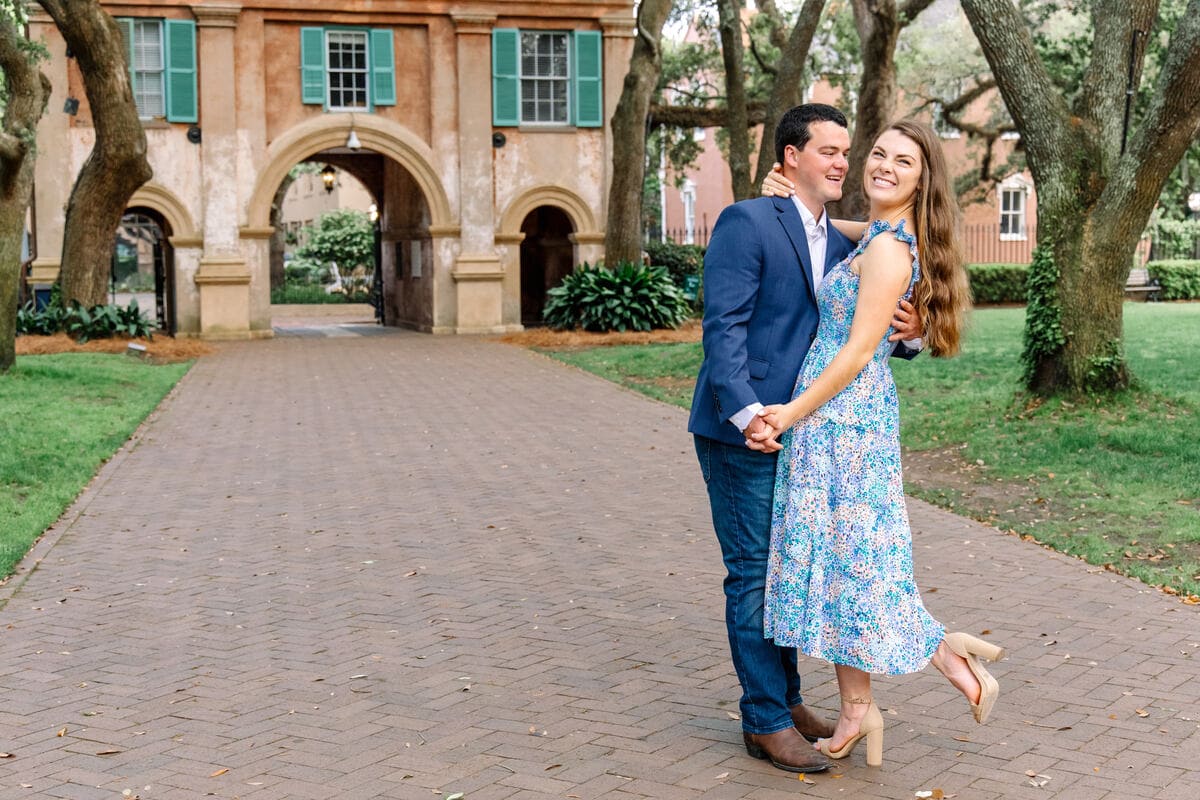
left=818, top=697, right=884, bottom=767
left=945, top=632, right=1005, bottom=724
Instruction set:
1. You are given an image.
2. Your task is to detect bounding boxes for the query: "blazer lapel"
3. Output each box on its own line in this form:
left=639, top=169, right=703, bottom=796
left=773, top=195, right=817, bottom=304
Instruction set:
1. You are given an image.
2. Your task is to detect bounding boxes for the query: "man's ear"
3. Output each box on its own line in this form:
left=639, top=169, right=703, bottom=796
left=783, top=144, right=801, bottom=168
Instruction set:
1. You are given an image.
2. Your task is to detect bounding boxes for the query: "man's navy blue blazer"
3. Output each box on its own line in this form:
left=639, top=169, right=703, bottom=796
left=688, top=195, right=855, bottom=448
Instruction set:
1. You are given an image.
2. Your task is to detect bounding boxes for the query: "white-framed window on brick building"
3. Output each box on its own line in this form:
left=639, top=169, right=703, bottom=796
left=116, top=17, right=197, bottom=122
left=681, top=179, right=697, bottom=245
left=492, top=29, right=603, bottom=128
left=998, top=177, right=1031, bottom=241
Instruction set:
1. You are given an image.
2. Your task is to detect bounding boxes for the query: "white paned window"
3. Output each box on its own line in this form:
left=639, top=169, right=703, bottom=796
left=132, top=19, right=165, bottom=119
left=999, top=185, right=1028, bottom=240
left=327, top=30, right=369, bottom=110
left=520, top=32, right=569, bottom=124
left=682, top=180, right=697, bottom=245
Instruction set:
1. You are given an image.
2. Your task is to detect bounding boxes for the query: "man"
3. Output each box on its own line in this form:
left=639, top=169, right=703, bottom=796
left=688, top=104, right=921, bottom=773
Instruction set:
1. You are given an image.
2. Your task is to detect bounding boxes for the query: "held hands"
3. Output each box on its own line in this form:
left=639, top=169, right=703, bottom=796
left=761, top=163, right=794, bottom=198
left=743, top=414, right=783, bottom=453
left=746, top=403, right=801, bottom=451
left=888, top=299, right=922, bottom=342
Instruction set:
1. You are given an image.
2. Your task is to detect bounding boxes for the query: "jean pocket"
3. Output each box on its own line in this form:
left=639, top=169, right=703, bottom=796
left=696, top=437, right=712, bottom=483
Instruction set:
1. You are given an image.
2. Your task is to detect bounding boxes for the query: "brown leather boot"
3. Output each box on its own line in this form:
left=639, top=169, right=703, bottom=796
left=743, top=727, right=830, bottom=773
left=790, top=703, right=836, bottom=742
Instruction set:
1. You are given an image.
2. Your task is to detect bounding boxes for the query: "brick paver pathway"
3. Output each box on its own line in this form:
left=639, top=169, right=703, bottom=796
left=1, top=331, right=1196, bottom=800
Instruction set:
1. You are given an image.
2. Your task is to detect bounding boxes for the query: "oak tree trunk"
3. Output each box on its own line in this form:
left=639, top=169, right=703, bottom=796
left=0, top=15, right=51, bottom=371
left=752, top=0, right=828, bottom=190
left=716, top=0, right=753, bottom=201
left=830, top=0, right=935, bottom=220
left=603, top=0, right=673, bottom=266
left=962, top=0, right=1200, bottom=394
left=38, top=0, right=152, bottom=308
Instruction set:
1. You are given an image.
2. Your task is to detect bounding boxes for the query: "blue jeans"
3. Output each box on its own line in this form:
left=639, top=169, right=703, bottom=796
left=695, top=434, right=802, bottom=735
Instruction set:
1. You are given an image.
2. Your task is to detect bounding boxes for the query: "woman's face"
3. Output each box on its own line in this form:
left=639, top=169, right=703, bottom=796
left=863, top=129, right=923, bottom=209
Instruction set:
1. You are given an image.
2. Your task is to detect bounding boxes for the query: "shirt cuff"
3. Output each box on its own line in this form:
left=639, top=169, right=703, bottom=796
left=729, top=403, right=764, bottom=434
left=901, top=337, right=923, bottom=352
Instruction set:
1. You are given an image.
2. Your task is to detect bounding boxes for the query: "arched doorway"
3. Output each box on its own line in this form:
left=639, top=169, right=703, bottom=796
left=519, top=206, right=575, bottom=326
left=115, top=209, right=176, bottom=335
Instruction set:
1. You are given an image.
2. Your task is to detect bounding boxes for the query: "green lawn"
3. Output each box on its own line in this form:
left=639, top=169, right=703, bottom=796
left=0, top=354, right=191, bottom=581
left=542, top=303, right=1200, bottom=598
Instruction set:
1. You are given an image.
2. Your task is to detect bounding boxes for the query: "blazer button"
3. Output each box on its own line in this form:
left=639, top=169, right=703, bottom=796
left=809, top=333, right=816, bottom=342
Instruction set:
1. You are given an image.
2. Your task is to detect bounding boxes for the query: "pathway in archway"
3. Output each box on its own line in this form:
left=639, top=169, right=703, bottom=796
left=1, top=334, right=1196, bottom=798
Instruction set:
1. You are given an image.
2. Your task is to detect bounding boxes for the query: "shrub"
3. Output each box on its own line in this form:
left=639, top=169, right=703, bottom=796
left=1147, top=218, right=1200, bottom=260
left=270, top=284, right=350, bottom=304
left=644, top=240, right=705, bottom=283
left=543, top=262, right=691, bottom=332
left=966, top=263, right=1027, bottom=304
left=645, top=240, right=705, bottom=309
left=17, top=298, right=154, bottom=342
left=283, top=256, right=329, bottom=285
left=1146, top=260, right=1200, bottom=300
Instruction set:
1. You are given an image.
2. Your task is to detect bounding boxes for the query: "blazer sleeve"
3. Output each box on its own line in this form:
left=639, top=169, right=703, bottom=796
left=701, top=203, right=765, bottom=422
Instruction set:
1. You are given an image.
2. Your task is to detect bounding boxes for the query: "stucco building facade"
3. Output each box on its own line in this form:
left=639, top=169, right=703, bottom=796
left=28, top=1, right=635, bottom=337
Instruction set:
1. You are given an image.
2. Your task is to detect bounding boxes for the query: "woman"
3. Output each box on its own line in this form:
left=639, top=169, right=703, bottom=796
left=755, top=120, right=1002, bottom=767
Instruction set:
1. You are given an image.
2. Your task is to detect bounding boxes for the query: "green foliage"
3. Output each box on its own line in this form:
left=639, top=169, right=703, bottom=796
left=967, top=263, right=1028, bottom=304
left=1147, top=260, right=1200, bottom=300
left=270, top=284, right=352, bottom=304
left=283, top=256, right=330, bottom=285
left=295, top=209, right=374, bottom=272
left=644, top=239, right=705, bottom=284
left=1084, top=338, right=1127, bottom=393
left=543, top=262, right=691, bottom=332
left=1147, top=217, right=1200, bottom=260
left=16, top=298, right=154, bottom=342
left=1021, top=245, right=1065, bottom=386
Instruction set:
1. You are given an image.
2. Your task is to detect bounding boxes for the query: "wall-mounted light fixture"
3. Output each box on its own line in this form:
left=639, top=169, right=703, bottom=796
left=321, top=164, right=337, bottom=194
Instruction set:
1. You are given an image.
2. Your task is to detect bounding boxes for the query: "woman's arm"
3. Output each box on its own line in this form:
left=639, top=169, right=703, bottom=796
left=830, top=219, right=868, bottom=241
left=756, top=235, right=912, bottom=434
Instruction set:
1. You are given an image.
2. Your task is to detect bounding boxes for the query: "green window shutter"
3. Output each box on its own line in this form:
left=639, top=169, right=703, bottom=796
left=492, top=28, right=520, bottom=126
left=370, top=29, right=396, bottom=106
left=300, top=27, right=326, bottom=105
left=164, top=19, right=197, bottom=123
left=573, top=30, right=603, bottom=128
left=117, top=17, right=135, bottom=93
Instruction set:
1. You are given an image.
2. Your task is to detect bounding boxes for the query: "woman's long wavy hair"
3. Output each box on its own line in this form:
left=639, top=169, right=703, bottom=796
left=886, top=119, right=971, bottom=357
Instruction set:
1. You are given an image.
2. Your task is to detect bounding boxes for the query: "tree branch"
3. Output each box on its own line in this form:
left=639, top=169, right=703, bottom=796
left=649, top=101, right=768, bottom=129
left=898, top=0, right=938, bottom=25
left=1077, top=0, right=1158, bottom=166
left=1104, top=0, right=1200, bottom=235
left=959, top=0, right=1078, bottom=187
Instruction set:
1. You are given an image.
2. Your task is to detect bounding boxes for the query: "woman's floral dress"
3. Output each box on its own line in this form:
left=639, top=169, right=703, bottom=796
left=763, top=219, right=945, bottom=675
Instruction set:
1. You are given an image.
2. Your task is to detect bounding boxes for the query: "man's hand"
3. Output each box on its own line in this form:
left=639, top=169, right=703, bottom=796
left=743, top=414, right=783, bottom=453
left=888, top=299, right=922, bottom=342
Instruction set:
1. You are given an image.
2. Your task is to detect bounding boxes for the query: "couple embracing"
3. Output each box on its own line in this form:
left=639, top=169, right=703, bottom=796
left=688, top=104, right=1004, bottom=772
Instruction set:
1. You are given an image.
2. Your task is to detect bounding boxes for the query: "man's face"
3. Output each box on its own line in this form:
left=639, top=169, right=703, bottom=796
left=784, top=120, right=851, bottom=218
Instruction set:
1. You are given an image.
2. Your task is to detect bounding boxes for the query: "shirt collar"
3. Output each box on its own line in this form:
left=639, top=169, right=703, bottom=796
left=792, top=196, right=827, bottom=238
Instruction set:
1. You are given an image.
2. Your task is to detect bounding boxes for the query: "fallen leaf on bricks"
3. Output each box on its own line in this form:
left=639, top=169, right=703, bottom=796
left=714, top=772, right=729, bottom=781
left=798, top=774, right=816, bottom=784
left=545, top=764, right=562, bottom=771
left=1136, top=709, right=1150, bottom=717
left=96, top=749, right=121, bottom=756
left=445, top=794, right=465, bottom=800
left=56, top=728, right=66, bottom=737
left=0, top=752, right=13, bottom=758
left=726, top=712, right=740, bottom=721
left=210, top=768, right=229, bottom=777
left=953, top=736, right=971, bottom=742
